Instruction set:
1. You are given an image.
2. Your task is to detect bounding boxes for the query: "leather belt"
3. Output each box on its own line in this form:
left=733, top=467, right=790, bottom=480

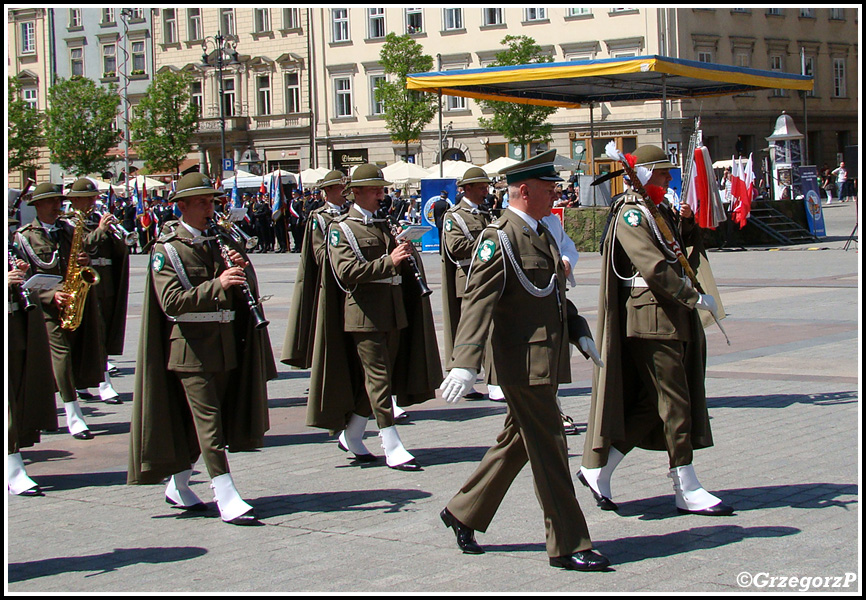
left=369, top=275, right=402, bottom=286
left=621, top=276, right=648, bottom=288
left=167, top=310, right=236, bottom=323
left=90, top=258, right=113, bottom=267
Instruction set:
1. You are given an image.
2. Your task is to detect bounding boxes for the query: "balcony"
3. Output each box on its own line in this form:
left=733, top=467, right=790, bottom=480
left=250, top=112, right=313, bottom=131
left=197, top=115, right=248, bottom=133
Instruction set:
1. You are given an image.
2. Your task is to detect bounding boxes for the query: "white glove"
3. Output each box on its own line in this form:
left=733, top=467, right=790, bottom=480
left=439, top=368, right=477, bottom=404
left=695, top=294, right=719, bottom=319
left=577, top=336, right=604, bottom=368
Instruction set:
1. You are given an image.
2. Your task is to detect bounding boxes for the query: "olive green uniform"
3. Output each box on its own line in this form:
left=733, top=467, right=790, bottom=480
left=446, top=209, right=593, bottom=559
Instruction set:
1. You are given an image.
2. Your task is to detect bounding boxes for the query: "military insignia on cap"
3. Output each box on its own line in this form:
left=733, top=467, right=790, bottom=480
left=329, top=229, right=341, bottom=247
left=152, top=252, right=166, bottom=272
left=623, top=209, right=643, bottom=227
left=445, top=219, right=453, bottom=232
left=477, top=239, right=496, bottom=263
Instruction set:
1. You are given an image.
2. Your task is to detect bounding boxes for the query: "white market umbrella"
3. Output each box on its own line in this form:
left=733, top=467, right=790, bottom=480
left=382, top=160, right=431, bottom=185
left=552, top=154, right=583, bottom=172
left=481, top=156, right=519, bottom=176
left=299, top=167, right=331, bottom=186
left=424, top=160, right=478, bottom=179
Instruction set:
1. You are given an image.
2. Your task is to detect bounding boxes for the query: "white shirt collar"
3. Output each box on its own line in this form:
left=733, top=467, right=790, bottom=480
left=326, top=201, right=343, bottom=212
left=180, top=219, right=202, bottom=237
left=506, top=206, right=539, bottom=232
left=462, top=198, right=479, bottom=210
left=39, top=220, right=58, bottom=231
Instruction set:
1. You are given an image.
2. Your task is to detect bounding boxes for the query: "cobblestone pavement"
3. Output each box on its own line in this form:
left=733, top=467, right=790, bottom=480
left=6, top=201, right=860, bottom=594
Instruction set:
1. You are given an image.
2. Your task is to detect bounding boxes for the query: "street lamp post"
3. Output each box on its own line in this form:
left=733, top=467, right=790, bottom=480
left=201, top=31, right=239, bottom=179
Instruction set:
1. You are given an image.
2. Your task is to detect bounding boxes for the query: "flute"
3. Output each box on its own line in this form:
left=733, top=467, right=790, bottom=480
left=205, top=217, right=269, bottom=330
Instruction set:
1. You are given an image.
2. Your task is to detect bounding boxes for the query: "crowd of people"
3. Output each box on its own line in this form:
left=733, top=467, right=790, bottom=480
left=9, top=147, right=735, bottom=574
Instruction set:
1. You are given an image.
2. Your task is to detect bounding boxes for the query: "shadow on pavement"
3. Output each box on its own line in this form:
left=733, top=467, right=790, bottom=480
left=8, top=546, right=209, bottom=583
left=253, top=488, right=433, bottom=518
left=707, top=390, right=858, bottom=409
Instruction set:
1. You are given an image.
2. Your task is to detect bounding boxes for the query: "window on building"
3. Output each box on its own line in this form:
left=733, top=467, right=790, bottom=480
left=22, top=87, right=38, bottom=110
left=131, top=8, right=144, bottom=20
left=285, top=72, right=301, bottom=113
left=332, top=9, right=350, bottom=42
left=803, top=55, right=816, bottom=97
left=735, top=52, right=750, bottom=68
left=131, top=41, right=146, bottom=74
left=164, top=9, right=178, bottom=44
left=187, top=9, right=202, bottom=41
left=444, top=69, right=467, bottom=111
left=368, top=8, right=386, bottom=39
left=370, top=74, right=386, bottom=115
left=223, top=77, right=236, bottom=116
left=444, top=8, right=463, bottom=30
left=830, top=8, right=845, bottom=20
left=102, top=8, right=116, bottom=24
left=483, top=8, right=503, bottom=26
left=102, top=43, right=117, bottom=77
left=525, top=8, right=547, bottom=21
left=283, top=8, right=300, bottom=29
left=70, top=47, right=84, bottom=77
left=833, top=58, right=846, bottom=97
left=766, top=8, right=783, bottom=16
left=567, top=8, right=591, bottom=17
left=770, top=55, right=786, bottom=96
left=220, top=8, right=235, bottom=36
left=254, top=8, right=271, bottom=33
left=69, top=8, right=81, bottom=28
left=698, top=51, right=712, bottom=63
left=406, top=8, right=424, bottom=34
left=20, top=22, right=36, bottom=54
left=191, top=80, right=203, bottom=115
left=334, top=77, right=353, bottom=117
left=257, top=75, right=271, bottom=115
left=799, top=8, right=815, bottom=18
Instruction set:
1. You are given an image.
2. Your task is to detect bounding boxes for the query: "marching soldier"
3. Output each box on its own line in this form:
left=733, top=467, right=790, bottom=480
left=441, top=167, right=493, bottom=400
left=310, top=163, right=441, bottom=470
left=15, top=182, right=104, bottom=440
left=282, top=170, right=349, bottom=369
left=579, top=145, right=733, bottom=517
left=66, top=178, right=128, bottom=404
left=439, top=150, right=609, bottom=572
left=128, top=172, right=277, bottom=526
left=8, top=219, right=57, bottom=496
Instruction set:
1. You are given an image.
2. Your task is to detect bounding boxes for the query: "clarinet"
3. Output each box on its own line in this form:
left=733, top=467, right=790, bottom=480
left=206, top=217, right=269, bottom=330
left=8, top=244, right=37, bottom=312
left=391, top=225, right=432, bottom=298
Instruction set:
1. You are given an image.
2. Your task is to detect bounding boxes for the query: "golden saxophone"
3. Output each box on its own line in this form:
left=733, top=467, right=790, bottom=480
left=59, top=209, right=101, bottom=331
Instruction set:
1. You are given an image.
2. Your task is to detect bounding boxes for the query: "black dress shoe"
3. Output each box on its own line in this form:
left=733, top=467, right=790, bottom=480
left=76, top=390, right=96, bottom=400
left=337, top=439, right=378, bottom=463
left=388, top=459, right=422, bottom=471
left=440, top=508, right=484, bottom=554
left=224, top=509, right=261, bottom=526
left=577, top=471, right=618, bottom=511
left=165, top=497, right=208, bottom=512
left=677, top=502, right=735, bottom=516
left=104, top=397, right=123, bottom=405
left=19, top=486, right=45, bottom=497
left=549, top=550, right=611, bottom=572
left=463, top=391, right=485, bottom=400
left=72, top=430, right=94, bottom=440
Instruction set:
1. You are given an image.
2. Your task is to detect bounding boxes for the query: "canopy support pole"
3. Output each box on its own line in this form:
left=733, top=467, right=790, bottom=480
left=661, top=74, right=668, bottom=148
left=438, top=89, right=444, bottom=177
left=590, top=102, right=596, bottom=206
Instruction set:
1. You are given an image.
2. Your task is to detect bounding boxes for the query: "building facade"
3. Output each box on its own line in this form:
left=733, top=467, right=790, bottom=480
left=8, top=7, right=859, bottom=192
left=8, top=8, right=52, bottom=188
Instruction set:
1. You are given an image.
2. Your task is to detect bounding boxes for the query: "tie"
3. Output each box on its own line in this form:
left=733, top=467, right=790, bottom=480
left=48, top=227, right=61, bottom=244
left=536, top=223, right=547, bottom=241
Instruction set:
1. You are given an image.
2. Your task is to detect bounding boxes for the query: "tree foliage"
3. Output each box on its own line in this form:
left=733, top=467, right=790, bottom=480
left=129, top=71, right=200, bottom=177
left=8, top=76, right=43, bottom=172
left=376, top=33, right=437, bottom=159
left=478, top=35, right=558, bottom=155
left=44, top=77, right=121, bottom=176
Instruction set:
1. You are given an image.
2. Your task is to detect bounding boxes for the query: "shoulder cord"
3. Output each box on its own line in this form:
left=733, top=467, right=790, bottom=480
left=15, top=231, right=59, bottom=270
left=326, top=221, right=358, bottom=295
left=464, top=226, right=506, bottom=301
left=163, top=242, right=193, bottom=291
left=443, top=210, right=477, bottom=267
left=497, top=229, right=556, bottom=298
left=636, top=204, right=680, bottom=263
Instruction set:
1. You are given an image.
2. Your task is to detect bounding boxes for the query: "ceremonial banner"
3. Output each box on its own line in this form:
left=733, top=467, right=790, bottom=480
left=799, top=166, right=826, bottom=237
left=419, top=178, right=457, bottom=252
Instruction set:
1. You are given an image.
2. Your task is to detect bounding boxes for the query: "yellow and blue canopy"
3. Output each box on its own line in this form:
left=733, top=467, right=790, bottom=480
left=406, top=55, right=813, bottom=108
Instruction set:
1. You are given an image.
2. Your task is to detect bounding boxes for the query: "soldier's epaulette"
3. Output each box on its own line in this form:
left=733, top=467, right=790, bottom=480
left=488, top=219, right=507, bottom=230
left=155, top=221, right=183, bottom=244
left=16, top=222, right=36, bottom=233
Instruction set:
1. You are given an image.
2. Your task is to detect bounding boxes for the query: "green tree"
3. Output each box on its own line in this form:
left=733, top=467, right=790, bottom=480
left=376, top=33, right=437, bottom=161
left=129, top=71, right=200, bottom=177
left=44, top=77, right=121, bottom=176
left=478, top=35, right=558, bottom=157
left=8, top=76, right=43, bottom=172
